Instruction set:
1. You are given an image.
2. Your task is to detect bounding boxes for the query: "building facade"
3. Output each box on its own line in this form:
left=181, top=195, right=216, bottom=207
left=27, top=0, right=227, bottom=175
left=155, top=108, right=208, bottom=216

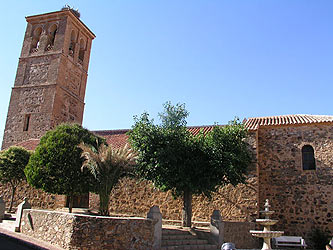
left=245, top=115, right=333, bottom=238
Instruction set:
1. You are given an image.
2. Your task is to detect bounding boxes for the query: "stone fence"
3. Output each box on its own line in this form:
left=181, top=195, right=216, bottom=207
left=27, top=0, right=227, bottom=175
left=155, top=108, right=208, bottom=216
left=20, top=207, right=162, bottom=250
left=19, top=205, right=259, bottom=249
left=210, top=210, right=260, bottom=249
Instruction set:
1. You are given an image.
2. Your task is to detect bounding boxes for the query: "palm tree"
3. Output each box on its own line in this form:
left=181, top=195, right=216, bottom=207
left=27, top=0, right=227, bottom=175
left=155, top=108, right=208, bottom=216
left=80, top=142, right=136, bottom=215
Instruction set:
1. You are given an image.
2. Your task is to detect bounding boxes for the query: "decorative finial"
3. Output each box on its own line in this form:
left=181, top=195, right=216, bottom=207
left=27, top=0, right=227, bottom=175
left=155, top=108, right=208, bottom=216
left=264, top=199, right=271, bottom=211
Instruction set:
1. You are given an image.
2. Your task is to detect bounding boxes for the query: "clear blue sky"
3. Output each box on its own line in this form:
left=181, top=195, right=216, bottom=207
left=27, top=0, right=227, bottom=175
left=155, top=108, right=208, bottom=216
left=1, top=1, right=332, bottom=143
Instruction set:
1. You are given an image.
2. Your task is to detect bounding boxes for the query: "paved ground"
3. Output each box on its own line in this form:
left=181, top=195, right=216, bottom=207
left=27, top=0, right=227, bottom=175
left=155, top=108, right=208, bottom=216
left=0, top=234, right=36, bottom=250
left=0, top=217, right=64, bottom=250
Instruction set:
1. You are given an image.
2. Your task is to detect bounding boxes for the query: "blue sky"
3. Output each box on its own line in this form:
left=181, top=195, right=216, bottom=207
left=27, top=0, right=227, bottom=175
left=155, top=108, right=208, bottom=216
left=0, top=1, right=332, bottom=143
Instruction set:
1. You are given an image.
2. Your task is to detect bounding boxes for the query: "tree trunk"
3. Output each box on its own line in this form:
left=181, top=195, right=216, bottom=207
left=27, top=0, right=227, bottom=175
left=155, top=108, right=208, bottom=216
left=99, top=192, right=110, bottom=216
left=9, top=184, right=16, bottom=213
left=182, top=189, right=192, bottom=227
left=68, top=194, right=73, bottom=213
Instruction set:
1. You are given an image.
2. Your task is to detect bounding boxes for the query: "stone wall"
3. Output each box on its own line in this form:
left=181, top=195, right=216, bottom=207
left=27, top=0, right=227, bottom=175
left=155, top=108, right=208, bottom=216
left=0, top=173, right=258, bottom=223
left=222, top=221, right=259, bottom=249
left=0, top=181, right=64, bottom=211
left=21, top=209, right=156, bottom=250
left=257, top=124, right=333, bottom=240
left=89, top=176, right=258, bottom=223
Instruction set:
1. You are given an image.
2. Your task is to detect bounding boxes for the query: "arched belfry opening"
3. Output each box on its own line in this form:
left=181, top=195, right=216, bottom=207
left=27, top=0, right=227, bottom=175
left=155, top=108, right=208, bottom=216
left=30, top=27, right=42, bottom=52
left=69, top=30, right=76, bottom=57
left=78, top=38, right=86, bottom=64
left=46, top=23, right=58, bottom=50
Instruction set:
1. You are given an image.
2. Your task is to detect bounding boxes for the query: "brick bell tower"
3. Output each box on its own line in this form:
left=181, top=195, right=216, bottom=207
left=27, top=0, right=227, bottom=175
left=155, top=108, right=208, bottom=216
left=2, top=8, right=95, bottom=149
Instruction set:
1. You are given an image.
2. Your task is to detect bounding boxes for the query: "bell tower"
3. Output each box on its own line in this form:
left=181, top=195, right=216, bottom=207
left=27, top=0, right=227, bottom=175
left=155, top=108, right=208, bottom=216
left=2, top=8, right=95, bottom=149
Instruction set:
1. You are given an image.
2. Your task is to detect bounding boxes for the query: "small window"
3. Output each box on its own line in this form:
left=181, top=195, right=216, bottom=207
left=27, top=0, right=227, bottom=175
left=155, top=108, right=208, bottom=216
left=302, top=145, right=316, bottom=170
left=23, top=114, right=31, bottom=131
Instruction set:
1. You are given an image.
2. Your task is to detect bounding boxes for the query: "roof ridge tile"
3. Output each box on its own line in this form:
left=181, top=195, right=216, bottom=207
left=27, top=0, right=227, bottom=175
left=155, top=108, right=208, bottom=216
left=244, top=114, right=333, bottom=130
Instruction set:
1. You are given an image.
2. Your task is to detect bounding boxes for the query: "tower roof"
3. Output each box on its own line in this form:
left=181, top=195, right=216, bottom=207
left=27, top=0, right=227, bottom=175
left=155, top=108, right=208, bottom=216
left=26, top=9, right=95, bottom=39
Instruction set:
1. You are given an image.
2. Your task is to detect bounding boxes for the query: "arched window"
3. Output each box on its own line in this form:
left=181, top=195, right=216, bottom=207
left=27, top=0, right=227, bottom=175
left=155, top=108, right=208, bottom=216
left=69, top=30, right=76, bottom=57
left=46, top=24, right=58, bottom=50
left=302, top=145, right=316, bottom=170
left=30, top=27, right=42, bottom=52
left=78, top=38, right=85, bottom=64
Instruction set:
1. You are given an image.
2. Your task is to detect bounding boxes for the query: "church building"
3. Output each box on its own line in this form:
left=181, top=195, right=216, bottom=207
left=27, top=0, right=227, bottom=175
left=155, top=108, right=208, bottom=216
left=1, top=8, right=332, bottom=242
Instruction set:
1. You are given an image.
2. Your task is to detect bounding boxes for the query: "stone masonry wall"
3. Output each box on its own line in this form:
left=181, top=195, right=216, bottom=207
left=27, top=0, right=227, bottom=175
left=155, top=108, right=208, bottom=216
left=257, top=124, right=333, bottom=240
left=2, top=84, right=56, bottom=149
left=0, top=181, right=64, bottom=211
left=0, top=174, right=258, bottom=223
left=21, top=209, right=156, bottom=250
left=2, top=10, right=94, bottom=150
left=222, top=221, right=259, bottom=249
left=90, top=176, right=258, bottom=223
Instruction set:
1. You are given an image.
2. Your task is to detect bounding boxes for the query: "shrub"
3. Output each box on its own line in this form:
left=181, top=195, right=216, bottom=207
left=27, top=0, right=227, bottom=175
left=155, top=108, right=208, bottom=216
left=310, top=228, right=330, bottom=250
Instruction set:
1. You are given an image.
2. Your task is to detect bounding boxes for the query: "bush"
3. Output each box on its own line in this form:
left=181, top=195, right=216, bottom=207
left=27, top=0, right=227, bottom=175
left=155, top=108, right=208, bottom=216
left=25, top=123, right=102, bottom=212
left=0, top=146, right=31, bottom=211
left=310, top=228, right=331, bottom=250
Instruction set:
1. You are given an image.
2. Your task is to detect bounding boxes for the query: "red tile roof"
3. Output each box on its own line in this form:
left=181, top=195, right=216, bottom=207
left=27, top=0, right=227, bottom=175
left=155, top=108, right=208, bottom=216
left=244, top=114, right=333, bottom=131
left=9, top=115, right=333, bottom=151
left=187, top=125, right=216, bottom=136
left=94, top=129, right=130, bottom=149
left=93, top=125, right=217, bottom=149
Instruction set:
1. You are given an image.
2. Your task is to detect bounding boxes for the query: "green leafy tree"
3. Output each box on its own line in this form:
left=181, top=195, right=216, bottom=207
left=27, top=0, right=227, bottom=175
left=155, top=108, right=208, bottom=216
left=80, top=142, right=136, bottom=215
left=0, top=146, right=31, bottom=212
left=25, top=124, right=102, bottom=213
left=128, top=102, right=252, bottom=227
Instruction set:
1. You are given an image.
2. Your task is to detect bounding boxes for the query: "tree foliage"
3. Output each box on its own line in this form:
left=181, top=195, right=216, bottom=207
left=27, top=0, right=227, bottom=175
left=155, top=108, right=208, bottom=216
left=25, top=123, right=102, bottom=212
left=128, top=102, right=252, bottom=226
left=80, top=142, right=136, bottom=215
left=204, top=119, right=251, bottom=189
left=0, top=146, right=31, bottom=212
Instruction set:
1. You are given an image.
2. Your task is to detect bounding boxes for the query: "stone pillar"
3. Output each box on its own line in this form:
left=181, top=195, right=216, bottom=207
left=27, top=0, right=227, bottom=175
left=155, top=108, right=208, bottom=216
left=38, top=32, right=49, bottom=52
left=0, top=197, right=5, bottom=222
left=14, top=197, right=31, bottom=232
left=147, top=205, right=162, bottom=250
left=210, top=210, right=224, bottom=248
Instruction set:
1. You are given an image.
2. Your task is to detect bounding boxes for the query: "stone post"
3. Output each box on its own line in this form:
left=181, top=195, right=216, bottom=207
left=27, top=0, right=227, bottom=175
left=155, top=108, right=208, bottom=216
left=210, top=209, right=224, bottom=248
left=147, top=205, right=162, bottom=250
left=14, top=197, right=31, bottom=232
left=0, top=197, right=5, bottom=222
